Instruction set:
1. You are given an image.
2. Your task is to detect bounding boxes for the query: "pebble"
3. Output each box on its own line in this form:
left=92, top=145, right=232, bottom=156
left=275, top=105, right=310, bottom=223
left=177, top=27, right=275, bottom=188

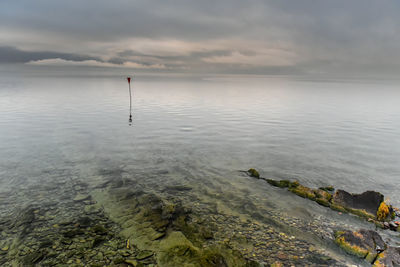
left=125, top=258, right=138, bottom=266
left=73, top=194, right=90, bottom=202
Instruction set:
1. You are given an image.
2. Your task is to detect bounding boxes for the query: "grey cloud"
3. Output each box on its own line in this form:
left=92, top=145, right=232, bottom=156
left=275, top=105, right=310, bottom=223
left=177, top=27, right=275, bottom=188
left=1, top=0, right=400, bottom=74
left=0, top=46, right=100, bottom=63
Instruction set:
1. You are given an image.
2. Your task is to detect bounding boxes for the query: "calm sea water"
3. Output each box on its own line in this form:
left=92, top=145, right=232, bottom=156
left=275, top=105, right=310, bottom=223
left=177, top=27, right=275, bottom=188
left=0, top=66, right=399, bottom=264
left=1, top=66, right=399, bottom=202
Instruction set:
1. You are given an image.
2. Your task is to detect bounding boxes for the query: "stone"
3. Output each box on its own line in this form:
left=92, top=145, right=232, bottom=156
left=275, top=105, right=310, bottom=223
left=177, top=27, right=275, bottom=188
left=22, top=250, right=45, bottom=265
left=334, top=229, right=386, bottom=263
left=92, top=224, right=107, bottom=235
left=73, top=193, right=91, bottom=202
left=319, top=186, right=334, bottom=192
left=389, top=221, right=399, bottom=231
left=136, top=250, right=153, bottom=260
left=94, top=251, right=104, bottom=261
left=77, top=216, right=92, bottom=227
left=289, top=184, right=316, bottom=200
left=125, top=258, right=138, bottom=266
left=332, top=190, right=384, bottom=218
left=247, top=169, right=260, bottom=178
left=91, top=236, right=105, bottom=248
left=162, top=185, right=192, bottom=193
left=373, top=246, right=400, bottom=267
left=315, top=198, right=331, bottom=207
left=265, top=179, right=290, bottom=188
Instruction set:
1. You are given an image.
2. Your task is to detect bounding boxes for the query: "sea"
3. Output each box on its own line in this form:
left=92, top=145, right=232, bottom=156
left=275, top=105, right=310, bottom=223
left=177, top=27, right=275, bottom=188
left=0, top=64, right=399, bottom=266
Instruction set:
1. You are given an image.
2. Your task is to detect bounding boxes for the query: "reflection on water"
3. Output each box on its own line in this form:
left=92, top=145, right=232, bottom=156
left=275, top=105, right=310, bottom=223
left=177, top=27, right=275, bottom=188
left=0, top=67, right=399, bottom=266
left=128, top=76, right=133, bottom=126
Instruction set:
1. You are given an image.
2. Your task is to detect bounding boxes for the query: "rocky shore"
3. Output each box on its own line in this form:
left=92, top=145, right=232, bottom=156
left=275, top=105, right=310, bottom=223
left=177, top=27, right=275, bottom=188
left=0, top=166, right=360, bottom=267
left=246, top=168, right=400, bottom=266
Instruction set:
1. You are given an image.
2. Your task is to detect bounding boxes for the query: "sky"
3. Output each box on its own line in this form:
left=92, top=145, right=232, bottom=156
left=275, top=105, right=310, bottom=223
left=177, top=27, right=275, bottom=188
left=1, top=0, right=399, bottom=75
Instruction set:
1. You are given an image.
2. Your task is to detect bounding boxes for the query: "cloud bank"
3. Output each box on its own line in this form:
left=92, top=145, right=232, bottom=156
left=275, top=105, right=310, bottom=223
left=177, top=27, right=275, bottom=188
left=1, top=0, right=399, bottom=74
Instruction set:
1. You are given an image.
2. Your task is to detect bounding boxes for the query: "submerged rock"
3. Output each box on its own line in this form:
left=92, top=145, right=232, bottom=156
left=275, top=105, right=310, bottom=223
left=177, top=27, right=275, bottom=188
left=334, top=229, right=385, bottom=263
left=265, top=179, right=290, bottom=188
left=73, top=193, right=91, bottom=202
left=332, top=190, right=383, bottom=218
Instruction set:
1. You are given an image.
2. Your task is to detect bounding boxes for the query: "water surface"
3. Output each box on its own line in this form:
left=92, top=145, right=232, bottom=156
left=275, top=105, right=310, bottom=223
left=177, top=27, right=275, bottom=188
left=1, top=66, right=399, bottom=265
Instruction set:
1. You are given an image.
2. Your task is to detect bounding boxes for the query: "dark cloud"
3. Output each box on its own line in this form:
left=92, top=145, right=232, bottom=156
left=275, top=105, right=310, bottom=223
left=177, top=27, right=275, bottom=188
left=0, top=46, right=100, bottom=63
left=1, top=0, right=399, bottom=74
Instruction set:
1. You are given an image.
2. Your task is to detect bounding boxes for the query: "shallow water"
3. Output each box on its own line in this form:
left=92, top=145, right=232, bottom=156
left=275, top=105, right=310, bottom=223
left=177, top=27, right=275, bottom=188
left=1, top=66, right=400, bottom=265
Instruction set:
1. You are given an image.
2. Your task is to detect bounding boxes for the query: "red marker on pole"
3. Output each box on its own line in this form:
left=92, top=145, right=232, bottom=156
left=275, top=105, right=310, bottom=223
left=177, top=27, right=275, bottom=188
left=127, top=77, right=132, bottom=123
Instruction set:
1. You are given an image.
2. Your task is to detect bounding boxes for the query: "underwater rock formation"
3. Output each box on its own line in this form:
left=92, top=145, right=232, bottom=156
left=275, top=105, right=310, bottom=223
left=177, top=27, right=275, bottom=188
left=92, top=178, right=254, bottom=267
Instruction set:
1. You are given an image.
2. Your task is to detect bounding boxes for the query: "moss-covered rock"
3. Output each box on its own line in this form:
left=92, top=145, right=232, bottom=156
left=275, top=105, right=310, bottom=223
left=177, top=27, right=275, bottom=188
left=319, top=186, right=334, bottom=192
left=334, top=229, right=385, bottom=263
left=247, top=169, right=260, bottom=178
left=157, top=231, right=246, bottom=267
left=315, top=198, right=330, bottom=207
left=265, top=179, right=290, bottom=188
left=289, top=185, right=316, bottom=201
left=313, top=189, right=332, bottom=202
left=289, top=180, right=299, bottom=189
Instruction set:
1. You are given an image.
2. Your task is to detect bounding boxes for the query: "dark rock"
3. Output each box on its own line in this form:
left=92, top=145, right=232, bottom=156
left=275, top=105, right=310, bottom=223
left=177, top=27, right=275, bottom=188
left=14, top=206, right=37, bottom=238
left=21, top=250, right=45, bottom=266
left=383, top=222, right=390, bottom=229
left=332, top=190, right=384, bottom=217
left=335, top=229, right=386, bottom=263
left=39, top=239, right=53, bottom=248
left=374, top=246, right=400, bottom=266
left=114, top=257, right=125, bottom=264
left=389, top=221, right=398, bottom=231
left=62, top=228, right=84, bottom=238
left=200, top=251, right=228, bottom=267
left=77, top=216, right=92, bottom=227
left=91, top=236, right=106, bottom=248
left=92, top=224, right=108, bottom=235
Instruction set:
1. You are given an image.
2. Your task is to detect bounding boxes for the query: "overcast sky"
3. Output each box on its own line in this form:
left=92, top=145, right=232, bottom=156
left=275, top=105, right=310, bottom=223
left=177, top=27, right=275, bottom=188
left=1, top=0, right=399, bottom=75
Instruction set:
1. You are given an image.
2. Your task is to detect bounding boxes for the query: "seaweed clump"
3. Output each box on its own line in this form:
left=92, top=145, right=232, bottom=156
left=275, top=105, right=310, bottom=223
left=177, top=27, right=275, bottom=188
left=377, top=202, right=389, bottom=221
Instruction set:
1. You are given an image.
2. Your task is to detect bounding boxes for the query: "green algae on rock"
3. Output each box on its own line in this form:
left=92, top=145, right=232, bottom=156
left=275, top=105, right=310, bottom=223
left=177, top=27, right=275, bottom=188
left=92, top=180, right=255, bottom=267
left=244, top=172, right=399, bottom=230
left=265, top=179, right=290, bottom=188
left=247, top=168, right=260, bottom=178
left=289, top=184, right=317, bottom=201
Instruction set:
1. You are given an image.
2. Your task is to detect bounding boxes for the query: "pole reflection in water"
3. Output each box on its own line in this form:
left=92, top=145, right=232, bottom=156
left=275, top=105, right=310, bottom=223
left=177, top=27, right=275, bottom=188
left=127, top=76, right=133, bottom=125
